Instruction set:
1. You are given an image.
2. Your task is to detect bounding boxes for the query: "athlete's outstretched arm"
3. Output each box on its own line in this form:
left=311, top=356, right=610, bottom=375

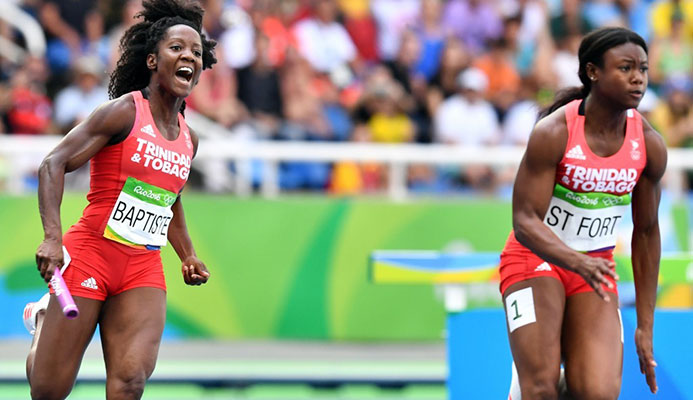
left=630, top=123, right=667, bottom=394
left=512, top=113, right=617, bottom=301
left=168, top=127, right=209, bottom=286
left=35, top=96, right=135, bottom=282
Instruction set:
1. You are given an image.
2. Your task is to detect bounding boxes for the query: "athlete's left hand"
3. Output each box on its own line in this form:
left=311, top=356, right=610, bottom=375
left=635, top=327, right=657, bottom=393
left=181, top=256, right=210, bottom=286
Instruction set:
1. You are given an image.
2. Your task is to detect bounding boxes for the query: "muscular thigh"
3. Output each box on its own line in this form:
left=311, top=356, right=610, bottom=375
left=504, top=277, right=566, bottom=383
left=562, top=292, right=622, bottom=397
left=99, top=287, right=166, bottom=378
left=30, top=296, right=102, bottom=386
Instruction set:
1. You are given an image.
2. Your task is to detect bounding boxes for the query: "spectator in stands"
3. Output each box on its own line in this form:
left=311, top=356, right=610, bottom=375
left=649, top=75, right=693, bottom=148
left=650, top=0, right=693, bottom=40
left=427, top=37, right=470, bottom=129
left=82, top=8, right=110, bottom=67
left=386, top=29, right=423, bottom=95
left=200, top=0, right=226, bottom=39
left=237, top=31, right=284, bottom=139
left=106, top=0, right=143, bottom=70
left=0, top=84, right=8, bottom=134
left=474, top=38, right=521, bottom=117
left=187, top=46, right=247, bottom=129
left=253, top=0, right=296, bottom=69
left=510, top=0, right=549, bottom=47
left=277, top=54, right=335, bottom=190
left=338, top=0, right=378, bottom=63
left=293, top=0, right=357, bottom=75
left=582, top=0, right=653, bottom=42
left=53, top=55, right=108, bottom=134
left=411, top=0, right=447, bottom=81
left=435, top=67, right=500, bottom=146
left=367, top=80, right=415, bottom=144
left=549, top=0, right=594, bottom=43
left=442, top=0, right=503, bottom=55
left=502, top=14, right=537, bottom=78
left=38, top=0, right=100, bottom=73
left=370, top=0, right=420, bottom=61
left=218, top=2, right=256, bottom=69
left=384, top=29, right=433, bottom=143
left=5, top=56, right=52, bottom=134
left=501, top=78, right=540, bottom=147
left=434, top=67, right=500, bottom=190
left=648, top=10, right=693, bottom=87
left=552, top=32, right=583, bottom=89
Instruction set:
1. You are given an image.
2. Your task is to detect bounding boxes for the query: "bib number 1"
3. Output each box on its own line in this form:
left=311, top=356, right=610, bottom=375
left=505, top=287, right=536, bottom=333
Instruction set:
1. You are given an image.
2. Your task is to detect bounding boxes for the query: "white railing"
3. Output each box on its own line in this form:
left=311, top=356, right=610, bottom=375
left=0, top=135, right=690, bottom=200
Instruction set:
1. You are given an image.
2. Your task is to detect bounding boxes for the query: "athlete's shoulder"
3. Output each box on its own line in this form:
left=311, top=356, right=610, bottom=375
left=640, top=116, right=666, bottom=156
left=187, top=124, right=200, bottom=157
left=91, top=93, right=137, bottom=143
left=534, top=102, right=571, bottom=138
left=639, top=115, right=667, bottom=180
left=98, top=92, right=136, bottom=115
left=526, top=104, right=570, bottom=162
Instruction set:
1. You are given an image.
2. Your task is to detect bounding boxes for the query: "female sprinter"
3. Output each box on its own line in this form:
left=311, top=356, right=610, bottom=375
left=23, top=0, right=215, bottom=398
left=501, top=27, right=666, bottom=399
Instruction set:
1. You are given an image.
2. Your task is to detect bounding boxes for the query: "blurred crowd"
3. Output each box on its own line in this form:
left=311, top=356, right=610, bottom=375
left=1, top=0, right=693, bottom=194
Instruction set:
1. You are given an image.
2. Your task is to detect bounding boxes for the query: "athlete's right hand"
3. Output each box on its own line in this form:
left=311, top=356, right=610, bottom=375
left=573, top=255, right=618, bottom=302
left=36, top=239, right=63, bottom=283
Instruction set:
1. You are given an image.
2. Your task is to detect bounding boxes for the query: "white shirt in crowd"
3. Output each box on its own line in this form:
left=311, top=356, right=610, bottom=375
left=219, top=6, right=255, bottom=69
left=370, top=0, right=421, bottom=61
left=434, top=94, right=500, bottom=146
left=293, top=17, right=357, bottom=73
left=502, top=100, right=539, bottom=146
left=54, top=85, right=109, bottom=128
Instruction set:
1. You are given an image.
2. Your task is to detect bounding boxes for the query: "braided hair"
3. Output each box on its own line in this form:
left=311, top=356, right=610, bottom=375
left=108, top=0, right=217, bottom=113
left=539, top=27, right=647, bottom=119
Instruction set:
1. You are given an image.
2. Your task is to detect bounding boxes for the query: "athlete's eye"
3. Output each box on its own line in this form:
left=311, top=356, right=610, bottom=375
left=619, top=66, right=631, bottom=72
left=171, top=45, right=181, bottom=51
left=193, top=50, right=202, bottom=58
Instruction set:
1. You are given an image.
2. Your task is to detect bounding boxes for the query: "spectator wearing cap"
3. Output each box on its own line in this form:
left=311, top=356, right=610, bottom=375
left=434, top=67, right=499, bottom=146
left=53, top=55, right=108, bottom=134
left=434, top=67, right=500, bottom=190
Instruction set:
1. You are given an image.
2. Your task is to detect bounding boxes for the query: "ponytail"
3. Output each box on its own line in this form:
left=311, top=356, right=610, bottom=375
left=538, top=86, right=589, bottom=119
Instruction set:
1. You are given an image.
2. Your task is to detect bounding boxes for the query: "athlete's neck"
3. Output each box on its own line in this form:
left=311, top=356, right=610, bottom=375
left=583, top=94, right=627, bottom=139
left=142, top=86, right=183, bottom=139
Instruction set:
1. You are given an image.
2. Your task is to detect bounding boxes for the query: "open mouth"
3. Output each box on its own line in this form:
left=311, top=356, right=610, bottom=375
left=175, top=66, right=194, bottom=82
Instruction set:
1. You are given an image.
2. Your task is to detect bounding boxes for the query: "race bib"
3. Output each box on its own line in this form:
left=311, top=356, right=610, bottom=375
left=544, top=184, right=630, bottom=252
left=104, top=177, right=177, bottom=247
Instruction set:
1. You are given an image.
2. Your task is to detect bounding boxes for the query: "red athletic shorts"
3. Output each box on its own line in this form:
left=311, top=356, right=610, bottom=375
left=499, top=232, right=618, bottom=297
left=49, top=225, right=166, bottom=301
